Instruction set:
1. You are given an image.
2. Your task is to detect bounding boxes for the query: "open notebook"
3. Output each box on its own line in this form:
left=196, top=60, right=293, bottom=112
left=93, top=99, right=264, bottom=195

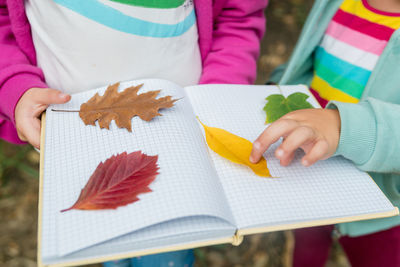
left=38, top=79, right=399, bottom=267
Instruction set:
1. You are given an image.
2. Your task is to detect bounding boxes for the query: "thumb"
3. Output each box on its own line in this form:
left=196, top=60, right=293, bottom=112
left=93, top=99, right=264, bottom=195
left=18, top=117, right=42, bottom=149
left=32, top=88, right=71, bottom=105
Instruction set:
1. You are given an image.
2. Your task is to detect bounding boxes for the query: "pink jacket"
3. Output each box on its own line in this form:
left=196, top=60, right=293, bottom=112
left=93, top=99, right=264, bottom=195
left=0, top=0, right=267, bottom=144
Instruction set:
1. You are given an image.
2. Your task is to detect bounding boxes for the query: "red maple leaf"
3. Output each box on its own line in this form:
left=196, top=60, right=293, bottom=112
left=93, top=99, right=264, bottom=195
left=61, top=151, right=159, bottom=212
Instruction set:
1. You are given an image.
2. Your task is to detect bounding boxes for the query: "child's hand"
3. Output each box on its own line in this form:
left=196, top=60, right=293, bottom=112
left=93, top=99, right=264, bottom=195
left=15, top=88, right=71, bottom=149
left=250, top=109, right=341, bottom=167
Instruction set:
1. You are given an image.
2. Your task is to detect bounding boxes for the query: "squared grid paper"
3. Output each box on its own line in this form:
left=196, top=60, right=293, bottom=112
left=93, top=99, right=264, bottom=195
left=49, top=228, right=234, bottom=266
left=44, top=216, right=235, bottom=264
left=92, top=216, right=233, bottom=247
left=42, top=79, right=235, bottom=258
left=185, top=84, right=395, bottom=230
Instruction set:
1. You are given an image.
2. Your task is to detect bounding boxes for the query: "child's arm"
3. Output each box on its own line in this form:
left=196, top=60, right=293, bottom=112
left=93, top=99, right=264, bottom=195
left=199, top=0, right=267, bottom=85
left=326, top=98, right=400, bottom=173
left=0, top=1, right=69, bottom=147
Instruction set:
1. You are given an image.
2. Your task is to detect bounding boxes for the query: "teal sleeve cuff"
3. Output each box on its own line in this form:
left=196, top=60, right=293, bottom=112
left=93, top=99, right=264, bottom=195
left=326, top=101, right=377, bottom=166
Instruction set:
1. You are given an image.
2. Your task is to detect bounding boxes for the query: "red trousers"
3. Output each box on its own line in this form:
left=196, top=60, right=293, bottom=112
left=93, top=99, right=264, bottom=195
left=293, top=225, right=400, bottom=267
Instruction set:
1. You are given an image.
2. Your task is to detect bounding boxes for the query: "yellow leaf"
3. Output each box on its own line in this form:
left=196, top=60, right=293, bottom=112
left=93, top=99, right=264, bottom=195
left=198, top=118, right=271, bottom=177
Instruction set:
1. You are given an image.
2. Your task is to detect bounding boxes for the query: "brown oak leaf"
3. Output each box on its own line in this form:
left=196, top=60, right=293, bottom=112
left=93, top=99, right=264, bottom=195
left=79, top=83, right=177, bottom=131
left=61, top=151, right=159, bottom=212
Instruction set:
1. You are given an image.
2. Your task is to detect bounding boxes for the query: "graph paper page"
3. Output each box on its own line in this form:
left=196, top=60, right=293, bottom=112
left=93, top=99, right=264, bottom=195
left=42, top=79, right=234, bottom=257
left=43, top=216, right=235, bottom=265
left=185, top=84, right=396, bottom=230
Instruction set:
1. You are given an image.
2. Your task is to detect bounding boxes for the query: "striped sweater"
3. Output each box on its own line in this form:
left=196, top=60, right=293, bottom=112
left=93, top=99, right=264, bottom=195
left=310, top=0, right=400, bottom=107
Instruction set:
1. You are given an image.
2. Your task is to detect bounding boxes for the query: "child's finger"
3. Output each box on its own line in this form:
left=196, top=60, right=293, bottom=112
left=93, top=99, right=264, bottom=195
left=275, top=126, right=315, bottom=165
left=32, top=88, right=71, bottom=105
left=301, top=140, right=329, bottom=167
left=250, top=119, right=298, bottom=163
left=279, top=151, right=295, bottom=166
left=276, top=126, right=315, bottom=160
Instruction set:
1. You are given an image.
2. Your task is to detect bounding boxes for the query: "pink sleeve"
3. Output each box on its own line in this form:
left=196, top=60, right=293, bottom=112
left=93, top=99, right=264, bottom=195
left=199, top=0, right=267, bottom=85
left=0, top=0, right=47, bottom=144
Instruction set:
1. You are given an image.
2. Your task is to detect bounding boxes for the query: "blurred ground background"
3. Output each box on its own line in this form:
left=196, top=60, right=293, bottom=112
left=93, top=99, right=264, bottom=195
left=0, top=1, right=352, bottom=266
